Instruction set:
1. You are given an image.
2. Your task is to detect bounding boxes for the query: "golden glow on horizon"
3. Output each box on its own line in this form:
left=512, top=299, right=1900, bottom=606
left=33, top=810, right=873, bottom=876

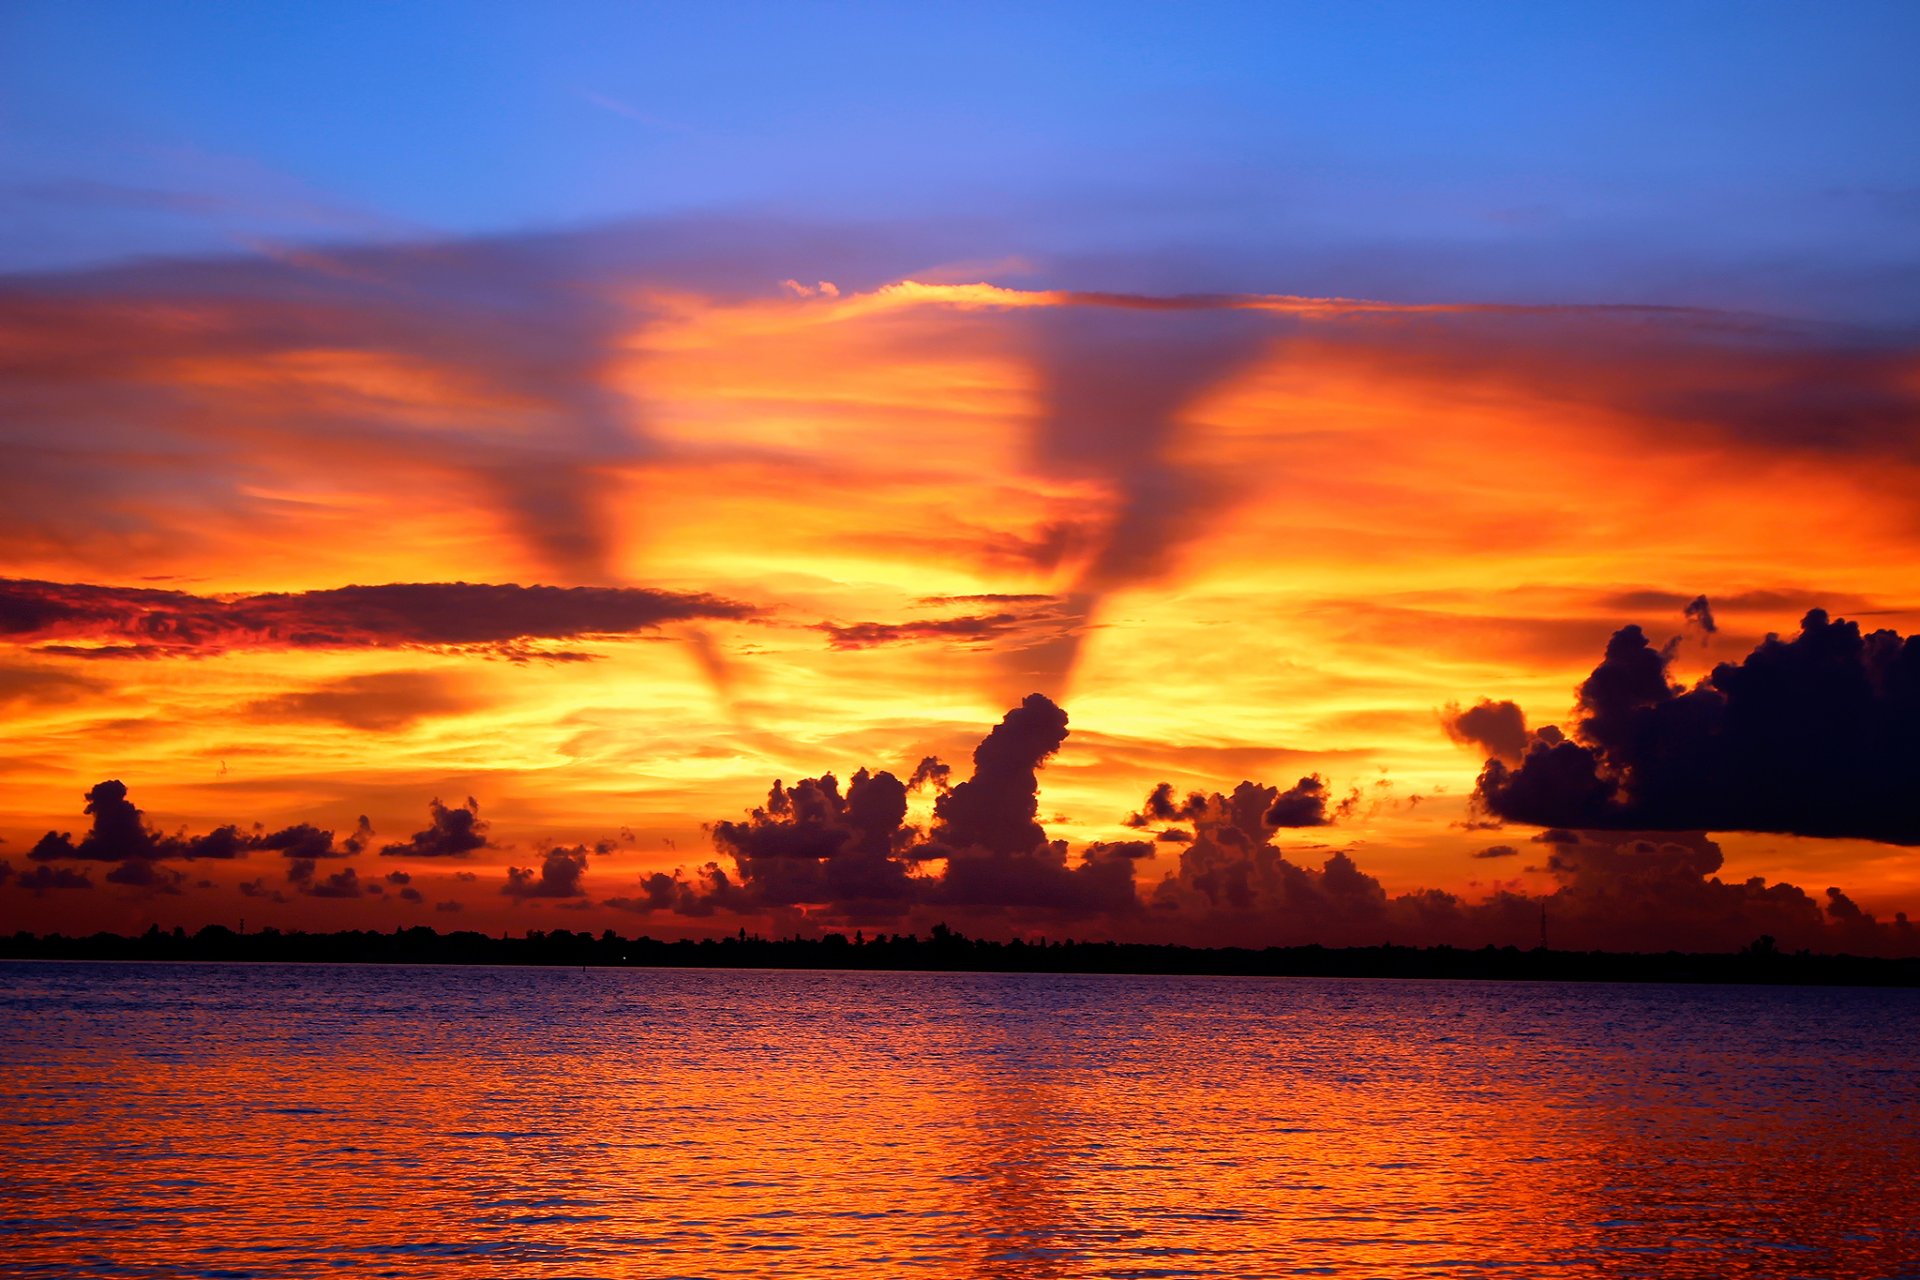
left=4, top=276, right=1919, bottom=935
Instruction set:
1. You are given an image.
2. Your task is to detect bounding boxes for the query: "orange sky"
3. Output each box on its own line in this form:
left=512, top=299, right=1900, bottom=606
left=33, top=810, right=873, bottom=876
left=4, top=248, right=1918, bottom=947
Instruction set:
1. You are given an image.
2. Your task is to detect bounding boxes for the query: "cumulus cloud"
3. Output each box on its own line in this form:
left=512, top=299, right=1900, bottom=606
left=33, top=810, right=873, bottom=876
left=581, top=694, right=1913, bottom=954
left=0, top=579, right=755, bottom=660
left=11, top=862, right=94, bottom=891
left=604, top=864, right=743, bottom=917
left=708, top=768, right=920, bottom=916
left=503, top=846, right=590, bottom=899
left=1442, top=699, right=1532, bottom=764
left=933, top=694, right=1068, bottom=856
left=1127, top=776, right=1333, bottom=834
left=29, top=780, right=351, bottom=863
left=907, top=756, right=951, bottom=793
left=105, top=859, right=185, bottom=893
left=379, top=797, right=490, bottom=858
left=305, top=866, right=369, bottom=899
left=1473, top=610, right=1920, bottom=844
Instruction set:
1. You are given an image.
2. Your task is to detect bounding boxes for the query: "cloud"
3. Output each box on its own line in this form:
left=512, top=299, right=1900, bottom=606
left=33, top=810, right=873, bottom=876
left=932, top=694, right=1069, bottom=857
left=907, top=756, right=951, bottom=793
left=604, top=864, right=743, bottom=917
left=1442, top=699, right=1532, bottom=765
left=709, top=769, right=920, bottom=916
left=10, top=862, right=94, bottom=891
left=248, top=671, right=470, bottom=730
left=237, top=878, right=286, bottom=902
left=1683, top=594, right=1718, bottom=635
left=591, top=694, right=1912, bottom=953
left=1127, top=776, right=1334, bottom=833
left=378, top=797, right=491, bottom=858
left=1265, top=776, right=1334, bottom=827
left=503, top=846, right=590, bottom=899
left=819, top=612, right=1050, bottom=651
left=1473, top=610, right=1920, bottom=844
left=28, top=780, right=352, bottom=863
left=0, top=661, right=99, bottom=709
left=920, top=696, right=1141, bottom=918
left=305, top=866, right=369, bottom=898
left=105, top=859, right=185, bottom=893
left=0, top=579, right=755, bottom=660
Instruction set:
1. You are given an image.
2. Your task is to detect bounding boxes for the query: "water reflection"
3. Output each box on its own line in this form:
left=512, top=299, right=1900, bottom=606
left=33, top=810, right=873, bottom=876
left=1, top=963, right=1915, bottom=1277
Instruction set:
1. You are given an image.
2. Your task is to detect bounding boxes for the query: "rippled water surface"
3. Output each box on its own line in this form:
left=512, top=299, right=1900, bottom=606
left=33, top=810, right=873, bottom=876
left=2, top=962, right=1917, bottom=1278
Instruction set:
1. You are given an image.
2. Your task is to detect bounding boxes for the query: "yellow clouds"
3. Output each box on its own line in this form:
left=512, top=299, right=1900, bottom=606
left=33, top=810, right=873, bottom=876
left=5, top=250, right=1920, bottom=935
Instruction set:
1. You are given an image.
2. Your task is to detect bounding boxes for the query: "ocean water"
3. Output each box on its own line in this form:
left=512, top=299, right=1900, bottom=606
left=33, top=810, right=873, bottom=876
left=1, top=962, right=1916, bottom=1278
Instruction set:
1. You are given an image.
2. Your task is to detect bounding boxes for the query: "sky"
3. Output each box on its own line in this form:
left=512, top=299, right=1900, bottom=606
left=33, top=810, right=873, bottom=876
left=2, top=2, right=1918, bottom=951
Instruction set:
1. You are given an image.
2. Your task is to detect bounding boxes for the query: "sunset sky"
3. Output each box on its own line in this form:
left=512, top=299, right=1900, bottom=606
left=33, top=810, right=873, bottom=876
left=3, top=2, right=1918, bottom=950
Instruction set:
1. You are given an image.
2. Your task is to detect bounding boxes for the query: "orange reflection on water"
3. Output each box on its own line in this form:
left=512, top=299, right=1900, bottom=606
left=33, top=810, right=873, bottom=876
left=4, top=963, right=1916, bottom=1277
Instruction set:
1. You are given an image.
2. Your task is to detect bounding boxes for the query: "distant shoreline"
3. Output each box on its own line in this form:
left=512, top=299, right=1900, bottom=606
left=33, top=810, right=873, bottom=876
left=6, top=926, right=1918, bottom=987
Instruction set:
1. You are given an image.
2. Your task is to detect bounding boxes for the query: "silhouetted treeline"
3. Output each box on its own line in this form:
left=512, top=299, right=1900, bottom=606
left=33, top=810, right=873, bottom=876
left=4, top=923, right=1917, bottom=986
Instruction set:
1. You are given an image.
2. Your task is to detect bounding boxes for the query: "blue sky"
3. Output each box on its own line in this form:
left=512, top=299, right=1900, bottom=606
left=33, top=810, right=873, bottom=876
left=3, top=1, right=1916, bottom=315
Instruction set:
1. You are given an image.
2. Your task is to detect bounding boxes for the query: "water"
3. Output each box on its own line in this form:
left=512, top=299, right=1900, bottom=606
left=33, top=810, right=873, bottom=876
left=1, top=962, right=1916, bottom=1278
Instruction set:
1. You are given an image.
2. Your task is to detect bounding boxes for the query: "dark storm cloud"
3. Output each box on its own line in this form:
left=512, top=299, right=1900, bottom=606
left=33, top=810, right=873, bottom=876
left=641, top=694, right=1139, bottom=923
left=1442, top=699, right=1532, bottom=765
left=342, top=816, right=375, bottom=856
left=503, top=846, right=590, bottom=899
left=708, top=768, right=920, bottom=914
left=304, top=866, right=369, bottom=899
left=534, top=693, right=1918, bottom=952
left=1683, top=594, right=1718, bottom=635
left=1265, top=776, right=1333, bottom=828
left=1126, top=776, right=1333, bottom=833
left=932, top=694, right=1069, bottom=857
left=378, top=797, right=491, bottom=858
left=920, top=696, right=1138, bottom=922
left=1473, top=610, right=1920, bottom=844
left=29, top=780, right=353, bottom=863
left=237, top=878, right=286, bottom=903
left=604, top=865, right=745, bottom=918
left=0, top=579, right=755, bottom=659
left=9, top=862, right=94, bottom=891
left=105, top=859, right=185, bottom=893
left=907, top=756, right=951, bottom=793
